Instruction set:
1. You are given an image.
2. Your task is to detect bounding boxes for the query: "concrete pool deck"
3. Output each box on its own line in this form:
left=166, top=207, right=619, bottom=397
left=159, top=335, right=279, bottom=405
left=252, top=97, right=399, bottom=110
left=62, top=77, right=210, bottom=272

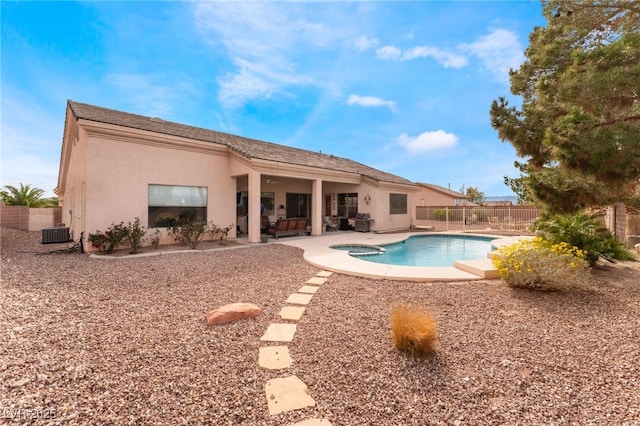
left=89, top=230, right=529, bottom=282
left=277, top=231, right=528, bottom=282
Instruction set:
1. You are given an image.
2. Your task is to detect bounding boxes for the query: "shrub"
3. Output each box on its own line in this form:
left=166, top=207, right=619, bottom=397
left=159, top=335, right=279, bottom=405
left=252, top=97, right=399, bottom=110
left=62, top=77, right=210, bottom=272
left=210, top=223, right=235, bottom=245
left=168, top=221, right=209, bottom=249
left=149, top=229, right=161, bottom=250
left=391, top=304, right=438, bottom=357
left=432, top=208, right=454, bottom=221
left=492, top=237, right=591, bottom=291
left=122, top=217, right=146, bottom=254
left=533, top=212, right=637, bottom=265
left=87, top=222, right=127, bottom=254
left=167, top=221, right=233, bottom=249
left=88, top=219, right=146, bottom=254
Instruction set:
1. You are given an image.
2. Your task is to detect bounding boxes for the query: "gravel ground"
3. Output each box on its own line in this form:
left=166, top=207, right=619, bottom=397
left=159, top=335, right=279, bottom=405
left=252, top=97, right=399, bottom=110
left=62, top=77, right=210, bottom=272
left=1, top=226, right=639, bottom=425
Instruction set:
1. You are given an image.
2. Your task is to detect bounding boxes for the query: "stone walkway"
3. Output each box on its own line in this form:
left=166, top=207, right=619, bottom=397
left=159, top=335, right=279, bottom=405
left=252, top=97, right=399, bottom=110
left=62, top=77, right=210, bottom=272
left=259, top=270, right=334, bottom=425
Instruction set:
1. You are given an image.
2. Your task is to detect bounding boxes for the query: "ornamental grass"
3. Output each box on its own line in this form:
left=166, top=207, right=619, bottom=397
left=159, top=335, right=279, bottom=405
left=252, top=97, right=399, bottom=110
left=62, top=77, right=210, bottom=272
left=391, top=304, right=438, bottom=357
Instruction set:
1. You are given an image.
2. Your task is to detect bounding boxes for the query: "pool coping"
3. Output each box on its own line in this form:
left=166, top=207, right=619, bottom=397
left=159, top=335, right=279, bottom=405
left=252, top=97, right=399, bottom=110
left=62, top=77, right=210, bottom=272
left=279, top=231, right=530, bottom=282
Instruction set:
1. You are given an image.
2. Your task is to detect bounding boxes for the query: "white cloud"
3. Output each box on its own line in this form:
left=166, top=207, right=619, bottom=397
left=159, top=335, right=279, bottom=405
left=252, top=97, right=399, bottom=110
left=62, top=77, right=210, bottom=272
left=218, top=69, right=276, bottom=108
left=376, top=45, right=467, bottom=68
left=354, top=35, right=379, bottom=52
left=347, top=95, right=397, bottom=112
left=375, top=45, right=402, bottom=60
left=194, top=2, right=334, bottom=109
left=375, top=28, right=523, bottom=82
left=402, top=46, right=467, bottom=68
left=461, top=28, right=525, bottom=84
left=397, top=130, right=458, bottom=154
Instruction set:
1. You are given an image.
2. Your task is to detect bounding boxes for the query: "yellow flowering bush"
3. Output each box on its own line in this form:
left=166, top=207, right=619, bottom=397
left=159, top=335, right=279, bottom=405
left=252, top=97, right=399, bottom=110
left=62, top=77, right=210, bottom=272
left=492, top=237, right=591, bottom=291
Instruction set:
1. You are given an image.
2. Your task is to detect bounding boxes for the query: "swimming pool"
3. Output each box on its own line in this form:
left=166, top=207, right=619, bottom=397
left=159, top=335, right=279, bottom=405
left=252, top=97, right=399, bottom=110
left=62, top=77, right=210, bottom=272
left=331, top=234, right=493, bottom=267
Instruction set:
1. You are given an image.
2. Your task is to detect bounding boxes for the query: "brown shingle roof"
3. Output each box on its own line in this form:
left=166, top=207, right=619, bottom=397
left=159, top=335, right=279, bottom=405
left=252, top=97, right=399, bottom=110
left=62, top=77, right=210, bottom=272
left=417, top=182, right=469, bottom=198
left=68, top=100, right=413, bottom=185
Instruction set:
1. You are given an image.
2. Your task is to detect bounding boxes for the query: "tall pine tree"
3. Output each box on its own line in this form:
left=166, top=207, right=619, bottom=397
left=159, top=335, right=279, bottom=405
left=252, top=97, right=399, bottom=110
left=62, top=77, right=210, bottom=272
left=491, top=0, right=640, bottom=213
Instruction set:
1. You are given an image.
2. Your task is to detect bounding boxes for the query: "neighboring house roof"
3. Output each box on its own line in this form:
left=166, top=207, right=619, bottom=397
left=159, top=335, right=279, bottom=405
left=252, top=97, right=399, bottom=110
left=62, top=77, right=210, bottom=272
left=67, top=100, right=414, bottom=185
left=416, top=182, right=469, bottom=199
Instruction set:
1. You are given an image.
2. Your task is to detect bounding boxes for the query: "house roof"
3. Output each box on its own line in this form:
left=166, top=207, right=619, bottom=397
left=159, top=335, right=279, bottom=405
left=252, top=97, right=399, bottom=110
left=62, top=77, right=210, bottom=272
left=68, top=100, right=414, bottom=185
left=416, top=182, right=469, bottom=198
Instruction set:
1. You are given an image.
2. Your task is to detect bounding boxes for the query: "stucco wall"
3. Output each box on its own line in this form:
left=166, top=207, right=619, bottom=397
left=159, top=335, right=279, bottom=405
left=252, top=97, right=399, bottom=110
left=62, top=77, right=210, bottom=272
left=28, top=207, right=63, bottom=231
left=60, top=124, right=238, bottom=249
left=415, top=187, right=466, bottom=206
left=0, top=205, right=61, bottom=232
left=372, top=188, right=412, bottom=232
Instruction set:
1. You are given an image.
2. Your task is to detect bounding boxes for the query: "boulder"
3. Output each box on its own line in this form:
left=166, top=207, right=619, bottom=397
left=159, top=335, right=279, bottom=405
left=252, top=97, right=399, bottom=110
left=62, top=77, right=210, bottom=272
left=206, top=303, right=261, bottom=325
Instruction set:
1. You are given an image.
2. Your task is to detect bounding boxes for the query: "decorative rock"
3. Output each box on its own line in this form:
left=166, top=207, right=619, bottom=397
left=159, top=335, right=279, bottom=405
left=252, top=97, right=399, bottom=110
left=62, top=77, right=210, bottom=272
left=260, top=323, right=297, bottom=342
left=306, top=277, right=327, bottom=285
left=286, top=293, right=314, bottom=305
left=205, top=302, right=261, bottom=325
left=265, top=375, right=316, bottom=415
left=9, top=377, right=31, bottom=388
left=259, top=346, right=293, bottom=370
left=280, top=306, right=306, bottom=321
left=298, top=285, right=319, bottom=294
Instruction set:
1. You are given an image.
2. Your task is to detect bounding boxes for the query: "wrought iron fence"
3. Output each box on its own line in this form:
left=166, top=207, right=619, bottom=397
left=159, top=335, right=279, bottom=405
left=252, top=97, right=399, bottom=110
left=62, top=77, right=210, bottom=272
left=415, top=206, right=542, bottom=234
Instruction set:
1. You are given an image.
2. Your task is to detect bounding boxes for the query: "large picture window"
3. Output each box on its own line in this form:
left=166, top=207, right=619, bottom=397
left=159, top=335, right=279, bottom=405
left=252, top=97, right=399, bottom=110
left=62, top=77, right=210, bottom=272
left=390, top=193, right=407, bottom=215
left=148, top=184, right=207, bottom=227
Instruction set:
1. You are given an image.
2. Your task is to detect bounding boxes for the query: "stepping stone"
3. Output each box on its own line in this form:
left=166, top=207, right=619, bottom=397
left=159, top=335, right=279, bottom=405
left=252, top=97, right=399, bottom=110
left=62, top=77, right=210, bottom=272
left=265, top=375, right=316, bottom=415
left=259, top=346, right=292, bottom=370
left=298, top=285, right=319, bottom=294
left=280, top=306, right=306, bottom=321
left=286, top=293, right=314, bottom=305
left=316, top=271, right=333, bottom=278
left=261, top=323, right=297, bottom=342
left=289, top=420, right=333, bottom=426
left=306, top=277, right=328, bottom=285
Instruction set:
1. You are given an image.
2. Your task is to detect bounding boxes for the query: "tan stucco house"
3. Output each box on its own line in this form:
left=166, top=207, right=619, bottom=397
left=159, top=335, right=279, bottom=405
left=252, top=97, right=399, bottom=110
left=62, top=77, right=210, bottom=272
left=55, top=101, right=424, bottom=248
left=415, top=183, right=476, bottom=207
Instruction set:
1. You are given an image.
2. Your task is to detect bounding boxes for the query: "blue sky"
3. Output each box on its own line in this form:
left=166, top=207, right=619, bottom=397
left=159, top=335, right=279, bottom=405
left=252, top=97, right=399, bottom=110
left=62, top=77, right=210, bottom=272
left=1, top=1, right=545, bottom=197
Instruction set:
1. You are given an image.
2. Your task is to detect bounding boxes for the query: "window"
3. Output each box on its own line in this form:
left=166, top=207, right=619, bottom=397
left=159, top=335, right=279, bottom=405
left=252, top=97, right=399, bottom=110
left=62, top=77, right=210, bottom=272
left=338, top=193, right=358, bottom=218
left=390, top=193, right=407, bottom=215
left=148, top=185, right=207, bottom=227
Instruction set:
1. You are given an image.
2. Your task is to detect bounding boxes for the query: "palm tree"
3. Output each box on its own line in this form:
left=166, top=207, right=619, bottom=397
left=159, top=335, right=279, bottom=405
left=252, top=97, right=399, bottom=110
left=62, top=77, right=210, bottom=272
left=0, top=183, right=57, bottom=207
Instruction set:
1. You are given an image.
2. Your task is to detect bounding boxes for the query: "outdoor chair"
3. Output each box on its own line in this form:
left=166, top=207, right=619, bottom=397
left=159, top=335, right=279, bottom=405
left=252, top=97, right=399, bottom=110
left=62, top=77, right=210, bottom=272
left=324, top=216, right=338, bottom=232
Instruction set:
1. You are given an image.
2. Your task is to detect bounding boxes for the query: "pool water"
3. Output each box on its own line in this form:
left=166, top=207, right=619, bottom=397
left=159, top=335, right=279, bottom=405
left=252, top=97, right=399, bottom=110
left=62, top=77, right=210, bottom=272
left=333, top=235, right=493, bottom=267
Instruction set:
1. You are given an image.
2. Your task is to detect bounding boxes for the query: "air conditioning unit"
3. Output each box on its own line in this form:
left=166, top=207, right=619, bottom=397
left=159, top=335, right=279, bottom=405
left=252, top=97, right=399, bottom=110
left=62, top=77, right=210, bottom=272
left=42, top=227, right=71, bottom=244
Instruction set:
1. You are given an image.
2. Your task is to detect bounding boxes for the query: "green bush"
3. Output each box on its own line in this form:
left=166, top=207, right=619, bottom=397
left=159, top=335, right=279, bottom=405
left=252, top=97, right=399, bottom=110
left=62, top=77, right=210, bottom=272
left=88, top=222, right=127, bottom=254
left=432, top=208, right=453, bottom=221
left=168, top=221, right=209, bottom=249
left=88, top=219, right=147, bottom=254
left=492, top=237, right=591, bottom=291
left=123, top=217, right=146, bottom=254
left=533, top=212, right=636, bottom=265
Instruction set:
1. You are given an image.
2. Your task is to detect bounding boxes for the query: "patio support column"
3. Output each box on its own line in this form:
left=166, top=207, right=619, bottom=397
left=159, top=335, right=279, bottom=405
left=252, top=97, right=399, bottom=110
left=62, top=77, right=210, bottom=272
left=311, top=178, right=323, bottom=236
left=248, top=171, right=261, bottom=244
